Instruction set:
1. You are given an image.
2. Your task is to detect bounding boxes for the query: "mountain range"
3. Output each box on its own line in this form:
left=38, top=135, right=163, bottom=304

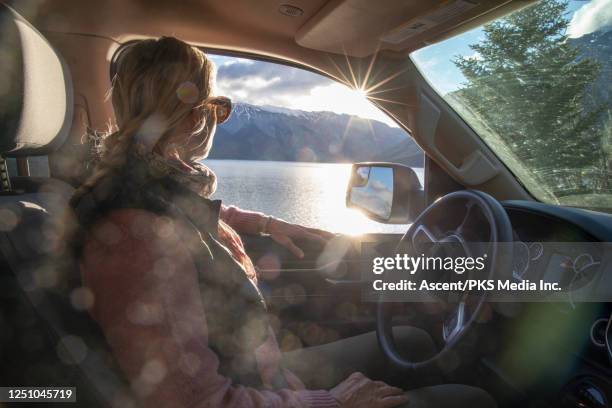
left=570, top=30, right=612, bottom=113
left=209, top=103, right=424, bottom=167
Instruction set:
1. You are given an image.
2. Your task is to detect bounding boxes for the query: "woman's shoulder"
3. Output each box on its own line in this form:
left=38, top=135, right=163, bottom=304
left=82, top=208, right=195, bottom=264
left=93, top=208, right=165, bottom=228
left=88, top=208, right=165, bottom=242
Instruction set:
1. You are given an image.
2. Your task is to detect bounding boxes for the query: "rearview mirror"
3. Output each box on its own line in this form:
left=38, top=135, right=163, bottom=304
left=346, top=163, right=424, bottom=224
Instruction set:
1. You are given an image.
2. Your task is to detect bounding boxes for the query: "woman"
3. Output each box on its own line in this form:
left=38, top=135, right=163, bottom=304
left=71, top=37, right=495, bottom=408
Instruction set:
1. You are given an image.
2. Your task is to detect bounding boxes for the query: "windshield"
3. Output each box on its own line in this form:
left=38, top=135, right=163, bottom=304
left=411, top=0, right=612, bottom=211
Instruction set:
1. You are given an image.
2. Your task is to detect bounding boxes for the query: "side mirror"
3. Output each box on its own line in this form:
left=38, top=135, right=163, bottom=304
left=345, top=162, right=424, bottom=224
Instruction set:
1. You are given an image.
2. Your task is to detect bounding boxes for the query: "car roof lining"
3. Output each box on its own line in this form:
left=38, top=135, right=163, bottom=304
left=12, top=0, right=533, bottom=58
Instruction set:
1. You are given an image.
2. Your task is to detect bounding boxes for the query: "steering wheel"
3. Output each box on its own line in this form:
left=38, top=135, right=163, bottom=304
left=376, top=190, right=514, bottom=371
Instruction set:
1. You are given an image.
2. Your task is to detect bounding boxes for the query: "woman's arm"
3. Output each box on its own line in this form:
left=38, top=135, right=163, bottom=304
left=220, top=205, right=334, bottom=258
left=81, top=209, right=337, bottom=408
left=220, top=205, right=268, bottom=235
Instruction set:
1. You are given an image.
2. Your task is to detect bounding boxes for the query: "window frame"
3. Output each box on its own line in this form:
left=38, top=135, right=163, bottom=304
left=108, top=42, right=429, bottom=226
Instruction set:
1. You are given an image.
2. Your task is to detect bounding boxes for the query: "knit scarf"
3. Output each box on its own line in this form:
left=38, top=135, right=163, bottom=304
left=132, top=144, right=258, bottom=281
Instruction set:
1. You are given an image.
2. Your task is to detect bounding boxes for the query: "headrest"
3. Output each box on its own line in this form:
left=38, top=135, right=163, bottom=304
left=0, top=3, right=73, bottom=157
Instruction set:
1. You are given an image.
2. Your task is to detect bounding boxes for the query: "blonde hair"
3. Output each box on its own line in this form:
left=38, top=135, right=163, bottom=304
left=75, top=37, right=217, bottom=197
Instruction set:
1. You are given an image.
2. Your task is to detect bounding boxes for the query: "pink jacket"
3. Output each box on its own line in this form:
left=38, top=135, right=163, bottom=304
left=79, top=205, right=338, bottom=408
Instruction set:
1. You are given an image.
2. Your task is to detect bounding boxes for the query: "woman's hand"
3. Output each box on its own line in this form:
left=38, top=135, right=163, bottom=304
left=265, top=217, right=334, bottom=258
left=330, top=372, right=409, bottom=408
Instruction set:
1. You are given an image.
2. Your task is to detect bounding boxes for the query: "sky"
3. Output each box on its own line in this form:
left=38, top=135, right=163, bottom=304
left=208, top=0, right=611, bottom=122
left=209, top=54, right=395, bottom=126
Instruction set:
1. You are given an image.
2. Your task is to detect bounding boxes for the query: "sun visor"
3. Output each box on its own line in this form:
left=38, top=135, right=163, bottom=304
left=296, top=0, right=524, bottom=57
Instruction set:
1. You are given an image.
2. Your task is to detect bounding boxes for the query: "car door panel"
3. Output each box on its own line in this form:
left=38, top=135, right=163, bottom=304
left=241, top=233, right=403, bottom=346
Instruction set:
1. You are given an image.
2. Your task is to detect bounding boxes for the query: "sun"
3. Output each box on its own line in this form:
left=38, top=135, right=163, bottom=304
left=351, top=87, right=368, bottom=99
left=289, top=83, right=396, bottom=126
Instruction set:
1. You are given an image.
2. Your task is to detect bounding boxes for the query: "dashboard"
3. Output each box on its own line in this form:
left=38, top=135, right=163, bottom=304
left=503, top=201, right=611, bottom=297
left=503, top=200, right=612, bottom=242
left=506, top=208, right=604, bottom=293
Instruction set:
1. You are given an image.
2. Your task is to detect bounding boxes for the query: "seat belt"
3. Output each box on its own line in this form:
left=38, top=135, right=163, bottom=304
left=0, top=155, right=12, bottom=192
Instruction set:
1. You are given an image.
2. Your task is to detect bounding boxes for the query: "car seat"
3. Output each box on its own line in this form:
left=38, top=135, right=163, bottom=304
left=0, top=4, right=136, bottom=407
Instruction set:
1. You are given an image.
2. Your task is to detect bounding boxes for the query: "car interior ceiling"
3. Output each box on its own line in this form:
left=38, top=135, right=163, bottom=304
left=0, top=1, right=610, bottom=407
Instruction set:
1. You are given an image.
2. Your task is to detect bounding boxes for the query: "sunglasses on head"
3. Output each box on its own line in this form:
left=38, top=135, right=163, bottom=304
left=206, top=96, right=232, bottom=124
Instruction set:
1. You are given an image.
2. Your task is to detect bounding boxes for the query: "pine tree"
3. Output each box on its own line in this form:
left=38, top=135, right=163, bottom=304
left=453, top=0, right=607, bottom=194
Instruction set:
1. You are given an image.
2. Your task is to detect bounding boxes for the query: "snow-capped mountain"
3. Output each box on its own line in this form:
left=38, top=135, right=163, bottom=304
left=570, top=30, right=612, bottom=114
left=209, top=103, right=423, bottom=166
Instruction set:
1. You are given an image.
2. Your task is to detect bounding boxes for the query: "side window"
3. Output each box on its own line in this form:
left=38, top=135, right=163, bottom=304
left=5, top=156, right=50, bottom=178
left=27, top=156, right=51, bottom=177
left=207, top=54, right=424, bottom=234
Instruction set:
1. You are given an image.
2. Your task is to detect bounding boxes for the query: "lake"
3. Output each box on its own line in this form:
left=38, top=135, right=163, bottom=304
left=203, top=160, right=424, bottom=235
